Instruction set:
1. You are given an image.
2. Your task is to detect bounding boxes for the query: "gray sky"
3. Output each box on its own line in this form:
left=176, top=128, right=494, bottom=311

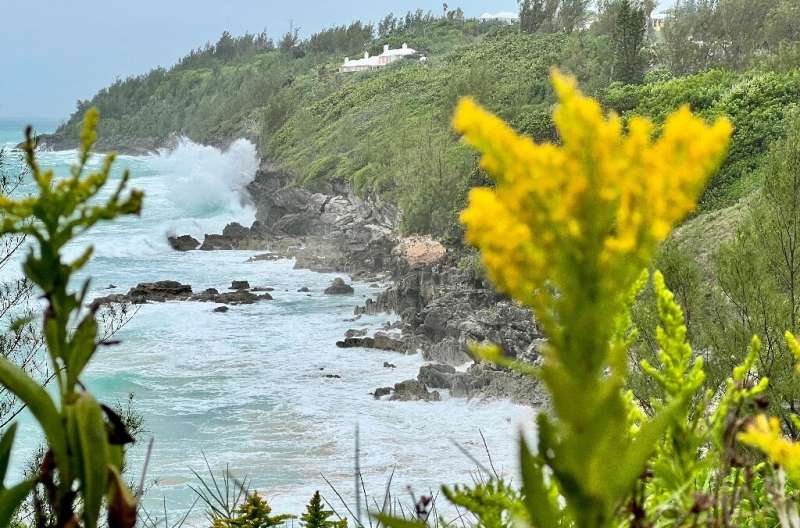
left=0, top=1, right=519, bottom=119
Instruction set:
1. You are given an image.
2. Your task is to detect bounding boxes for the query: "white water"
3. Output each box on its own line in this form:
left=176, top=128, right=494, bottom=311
left=1, top=127, right=536, bottom=525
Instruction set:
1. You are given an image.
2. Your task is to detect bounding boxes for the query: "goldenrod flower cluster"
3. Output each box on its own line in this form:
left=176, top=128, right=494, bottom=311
left=739, top=415, right=800, bottom=481
left=454, top=70, right=732, bottom=314
left=739, top=331, right=800, bottom=482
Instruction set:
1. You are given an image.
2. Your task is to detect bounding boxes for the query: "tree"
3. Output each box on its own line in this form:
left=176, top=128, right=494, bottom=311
left=710, top=112, right=800, bottom=435
left=519, top=0, right=560, bottom=33
left=610, top=0, right=649, bottom=83
left=214, top=493, right=294, bottom=528
left=557, top=0, right=592, bottom=33
left=300, top=491, right=346, bottom=528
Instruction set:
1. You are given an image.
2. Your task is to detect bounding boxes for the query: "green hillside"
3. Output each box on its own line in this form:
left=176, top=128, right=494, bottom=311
left=49, top=5, right=800, bottom=239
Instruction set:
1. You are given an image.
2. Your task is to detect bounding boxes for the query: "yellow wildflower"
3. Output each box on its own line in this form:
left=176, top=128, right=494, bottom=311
left=739, top=415, right=800, bottom=481
left=454, top=70, right=732, bottom=325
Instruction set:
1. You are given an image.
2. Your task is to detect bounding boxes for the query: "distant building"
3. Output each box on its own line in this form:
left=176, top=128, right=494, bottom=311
left=340, top=43, right=418, bottom=73
left=650, top=13, right=668, bottom=32
left=478, top=11, right=519, bottom=24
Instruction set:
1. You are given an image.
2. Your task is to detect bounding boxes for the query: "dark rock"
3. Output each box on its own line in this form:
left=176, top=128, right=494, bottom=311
left=213, top=306, right=230, bottom=313
left=199, top=234, right=235, bottom=251
left=90, top=293, right=130, bottom=309
left=389, top=380, right=440, bottom=402
left=336, top=337, right=374, bottom=349
left=298, top=286, right=310, bottom=292
left=222, top=222, right=250, bottom=239
left=372, top=331, right=405, bottom=352
left=324, top=277, right=354, bottom=295
left=345, top=328, right=368, bottom=338
left=323, top=374, right=342, bottom=379
left=230, top=281, right=250, bottom=290
left=251, top=287, right=275, bottom=292
left=373, top=387, right=392, bottom=399
left=247, top=253, right=279, bottom=262
left=168, top=235, right=200, bottom=251
left=383, top=362, right=396, bottom=369
left=418, top=364, right=457, bottom=389
left=106, top=284, right=117, bottom=289
left=127, top=281, right=193, bottom=303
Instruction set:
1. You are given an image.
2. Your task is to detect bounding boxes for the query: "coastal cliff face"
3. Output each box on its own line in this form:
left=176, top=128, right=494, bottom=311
left=185, top=158, right=546, bottom=406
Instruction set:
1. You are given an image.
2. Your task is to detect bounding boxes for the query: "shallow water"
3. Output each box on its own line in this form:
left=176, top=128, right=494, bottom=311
left=1, top=121, right=535, bottom=525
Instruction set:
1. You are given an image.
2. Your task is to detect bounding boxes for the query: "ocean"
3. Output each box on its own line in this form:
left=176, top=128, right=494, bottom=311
left=0, top=118, right=535, bottom=525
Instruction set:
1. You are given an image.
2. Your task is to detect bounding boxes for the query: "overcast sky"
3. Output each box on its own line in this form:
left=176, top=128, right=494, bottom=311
left=0, top=1, right=524, bottom=119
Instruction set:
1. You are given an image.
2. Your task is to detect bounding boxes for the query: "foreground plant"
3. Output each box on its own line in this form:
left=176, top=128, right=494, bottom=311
left=0, top=108, right=143, bottom=527
left=452, top=70, right=732, bottom=528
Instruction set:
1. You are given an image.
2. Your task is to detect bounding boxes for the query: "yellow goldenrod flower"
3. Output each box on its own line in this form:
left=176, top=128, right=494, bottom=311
left=453, top=71, right=733, bottom=528
left=454, top=69, right=732, bottom=320
left=739, top=415, right=800, bottom=481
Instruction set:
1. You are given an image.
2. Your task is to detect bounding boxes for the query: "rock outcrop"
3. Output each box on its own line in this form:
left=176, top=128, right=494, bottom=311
left=168, top=235, right=200, bottom=251
left=324, top=278, right=354, bottom=295
left=91, top=281, right=272, bottom=307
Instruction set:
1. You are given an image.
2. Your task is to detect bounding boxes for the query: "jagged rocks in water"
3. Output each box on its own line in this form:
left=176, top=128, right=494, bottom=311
left=247, top=253, right=279, bottom=262
left=199, top=234, right=236, bottom=251
left=89, top=293, right=129, bottom=309
left=222, top=222, right=250, bottom=239
left=167, top=235, right=200, bottom=251
left=383, top=362, right=396, bottom=369
left=298, top=286, right=310, bottom=292
left=373, top=387, right=392, bottom=399
left=345, top=328, right=368, bottom=338
left=418, top=364, right=457, bottom=389
left=389, top=380, right=440, bottom=402
left=213, top=306, right=230, bottom=313
left=191, top=290, right=272, bottom=305
left=229, top=281, right=250, bottom=290
left=336, top=337, right=374, bottom=348
left=252, top=286, right=274, bottom=292
left=324, top=277, right=354, bottom=295
left=372, top=331, right=405, bottom=352
left=128, top=281, right=193, bottom=303
left=336, top=331, right=405, bottom=352
left=323, top=374, right=342, bottom=379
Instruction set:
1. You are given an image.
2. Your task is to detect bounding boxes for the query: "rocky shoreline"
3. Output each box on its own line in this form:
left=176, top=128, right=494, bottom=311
left=156, top=159, right=547, bottom=407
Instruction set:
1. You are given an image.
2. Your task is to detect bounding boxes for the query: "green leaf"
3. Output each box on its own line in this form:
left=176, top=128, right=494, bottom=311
left=67, top=313, right=98, bottom=388
left=0, top=423, right=17, bottom=485
left=520, top=434, right=560, bottom=528
left=73, top=393, right=110, bottom=528
left=0, top=479, right=35, bottom=526
left=0, top=358, right=68, bottom=475
left=606, top=400, right=681, bottom=500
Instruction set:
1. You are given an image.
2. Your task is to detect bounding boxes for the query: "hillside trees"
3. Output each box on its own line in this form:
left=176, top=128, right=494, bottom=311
left=518, top=0, right=590, bottom=33
left=710, top=114, right=800, bottom=435
left=658, top=0, right=799, bottom=74
left=609, top=0, right=649, bottom=83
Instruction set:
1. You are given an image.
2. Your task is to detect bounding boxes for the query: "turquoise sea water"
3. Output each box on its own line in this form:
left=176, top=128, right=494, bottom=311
left=0, top=119, right=534, bottom=526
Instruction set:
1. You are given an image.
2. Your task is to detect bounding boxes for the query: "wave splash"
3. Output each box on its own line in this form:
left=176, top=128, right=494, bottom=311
left=153, top=138, right=259, bottom=220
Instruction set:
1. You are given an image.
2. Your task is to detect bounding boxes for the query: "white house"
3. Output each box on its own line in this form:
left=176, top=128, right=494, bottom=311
left=478, top=11, right=519, bottom=24
left=650, top=13, right=668, bottom=32
left=340, top=43, right=418, bottom=73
